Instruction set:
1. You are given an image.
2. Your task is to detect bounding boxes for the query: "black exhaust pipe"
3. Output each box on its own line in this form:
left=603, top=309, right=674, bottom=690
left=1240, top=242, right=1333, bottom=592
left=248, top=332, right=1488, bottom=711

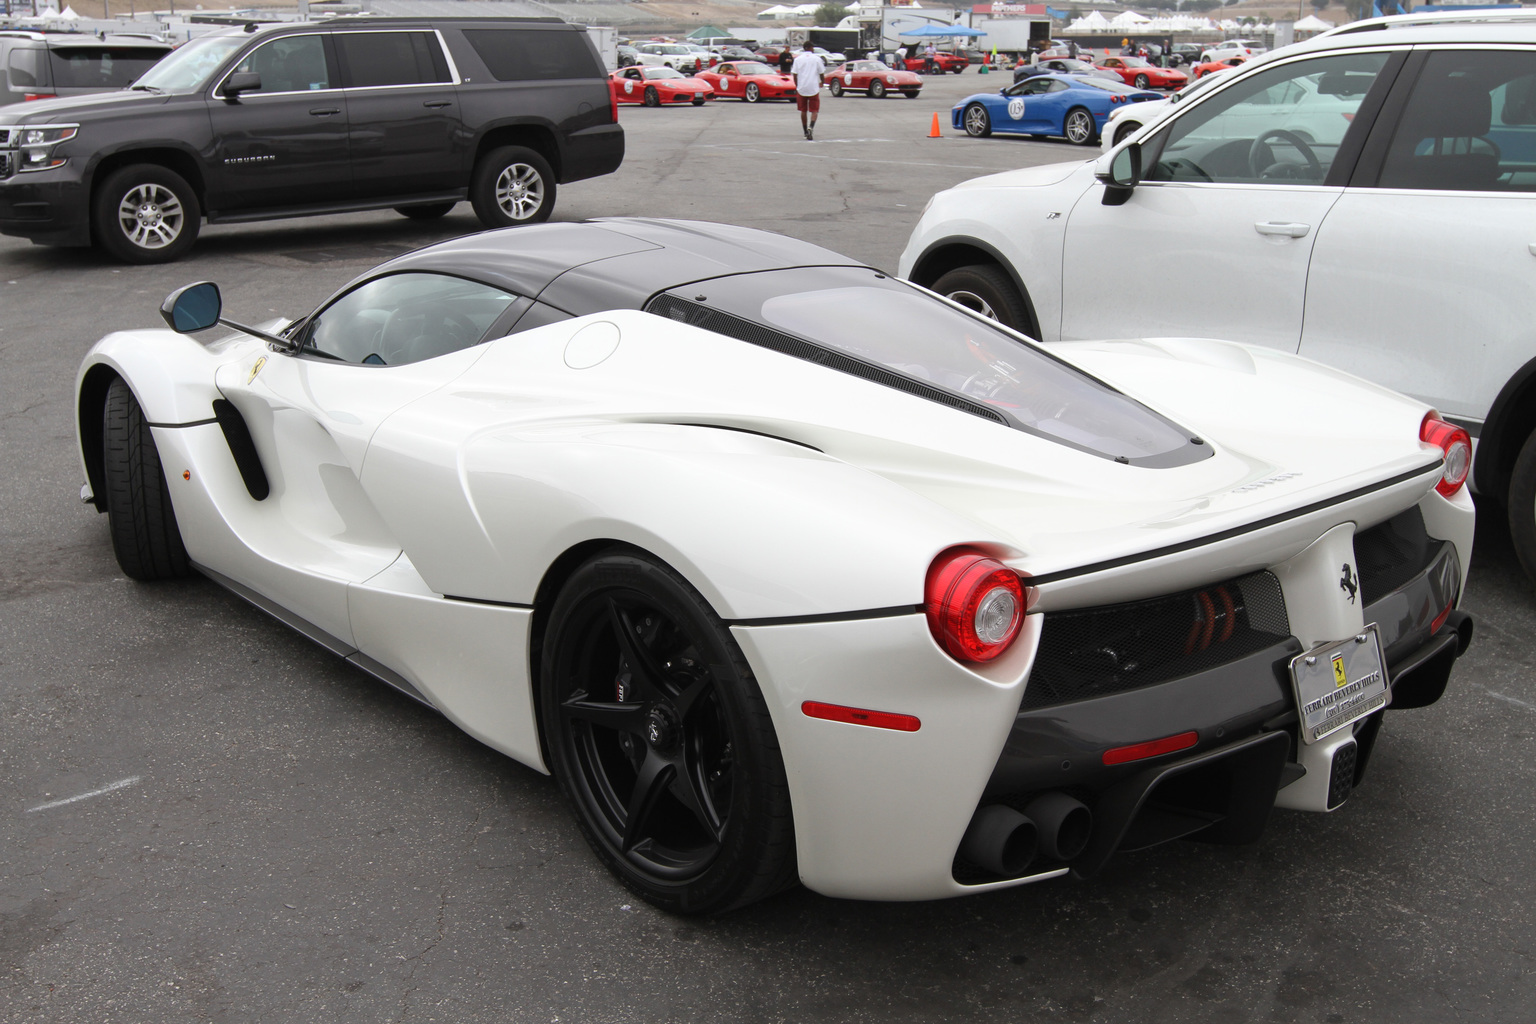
left=959, top=805, right=1038, bottom=876
left=1024, top=792, right=1093, bottom=861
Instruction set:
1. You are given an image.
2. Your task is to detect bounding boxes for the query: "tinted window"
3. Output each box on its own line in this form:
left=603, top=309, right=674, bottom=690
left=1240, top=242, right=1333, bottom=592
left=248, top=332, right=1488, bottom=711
left=232, top=35, right=331, bottom=93
left=7, top=47, right=41, bottom=88
left=649, top=268, right=1201, bottom=466
left=464, top=28, right=602, bottom=82
left=302, top=273, right=517, bottom=366
left=1378, top=49, right=1536, bottom=193
left=1147, top=52, right=1388, bottom=185
left=47, top=47, right=167, bottom=88
left=336, top=31, right=449, bottom=88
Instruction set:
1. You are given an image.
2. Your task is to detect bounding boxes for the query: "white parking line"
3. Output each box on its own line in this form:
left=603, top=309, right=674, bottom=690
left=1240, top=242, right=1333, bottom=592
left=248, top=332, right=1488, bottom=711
left=26, top=775, right=141, bottom=813
left=692, top=142, right=994, bottom=171
left=1484, top=688, right=1536, bottom=712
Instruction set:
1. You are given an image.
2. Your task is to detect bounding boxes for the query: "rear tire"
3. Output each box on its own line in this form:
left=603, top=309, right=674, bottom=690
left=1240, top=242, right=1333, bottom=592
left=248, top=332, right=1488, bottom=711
left=932, top=264, right=1031, bottom=335
left=540, top=550, right=797, bottom=914
left=102, top=378, right=191, bottom=581
left=93, top=163, right=200, bottom=265
left=1064, top=107, right=1097, bottom=145
left=394, top=202, right=455, bottom=220
left=469, top=145, right=555, bottom=228
left=829, top=79, right=844, bottom=97
left=1508, top=429, right=1536, bottom=585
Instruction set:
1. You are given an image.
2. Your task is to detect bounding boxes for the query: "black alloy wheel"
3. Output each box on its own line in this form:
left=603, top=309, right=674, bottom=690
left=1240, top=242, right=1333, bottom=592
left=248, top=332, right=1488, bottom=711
left=643, top=85, right=660, bottom=107
left=869, top=79, right=886, bottom=98
left=541, top=551, right=796, bottom=914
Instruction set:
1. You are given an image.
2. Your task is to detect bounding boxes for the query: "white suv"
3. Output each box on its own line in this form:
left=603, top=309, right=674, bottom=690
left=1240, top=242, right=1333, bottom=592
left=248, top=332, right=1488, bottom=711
left=900, top=11, right=1536, bottom=582
left=1200, top=39, right=1266, bottom=63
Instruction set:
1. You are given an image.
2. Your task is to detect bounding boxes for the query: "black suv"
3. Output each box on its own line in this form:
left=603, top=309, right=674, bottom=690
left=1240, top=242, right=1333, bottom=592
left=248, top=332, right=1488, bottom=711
left=0, top=18, right=624, bottom=263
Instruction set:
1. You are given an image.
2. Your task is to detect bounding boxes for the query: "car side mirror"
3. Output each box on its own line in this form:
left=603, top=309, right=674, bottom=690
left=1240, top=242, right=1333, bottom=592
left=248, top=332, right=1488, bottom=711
left=161, top=281, right=222, bottom=332
left=1097, top=142, right=1142, bottom=206
left=220, top=71, right=261, bottom=99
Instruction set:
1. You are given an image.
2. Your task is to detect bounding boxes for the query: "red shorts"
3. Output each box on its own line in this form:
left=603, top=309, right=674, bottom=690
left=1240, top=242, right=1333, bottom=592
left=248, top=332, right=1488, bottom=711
left=796, top=94, right=821, bottom=113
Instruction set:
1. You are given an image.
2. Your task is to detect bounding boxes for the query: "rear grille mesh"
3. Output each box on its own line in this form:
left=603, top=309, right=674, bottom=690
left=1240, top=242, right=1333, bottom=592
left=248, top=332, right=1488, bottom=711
left=1354, top=506, right=1435, bottom=606
left=1023, top=571, right=1291, bottom=709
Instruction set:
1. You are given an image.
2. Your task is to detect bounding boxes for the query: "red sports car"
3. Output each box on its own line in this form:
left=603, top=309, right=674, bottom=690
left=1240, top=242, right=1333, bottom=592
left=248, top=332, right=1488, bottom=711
left=696, top=61, right=798, bottom=102
left=896, top=51, right=968, bottom=74
left=1192, top=56, right=1248, bottom=79
left=609, top=66, right=714, bottom=106
left=1094, top=56, right=1188, bottom=89
left=824, top=60, right=923, bottom=99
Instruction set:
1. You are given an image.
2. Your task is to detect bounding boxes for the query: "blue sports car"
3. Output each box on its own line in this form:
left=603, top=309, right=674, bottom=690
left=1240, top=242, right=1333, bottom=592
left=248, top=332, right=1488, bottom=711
left=953, top=73, right=1162, bottom=145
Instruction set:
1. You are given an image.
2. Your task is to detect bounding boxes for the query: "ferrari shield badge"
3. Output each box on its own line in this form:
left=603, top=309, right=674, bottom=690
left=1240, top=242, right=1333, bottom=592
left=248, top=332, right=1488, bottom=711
left=247, top=356, right=266, bottom=383
left=1008, top=97, right=1025, bottom=120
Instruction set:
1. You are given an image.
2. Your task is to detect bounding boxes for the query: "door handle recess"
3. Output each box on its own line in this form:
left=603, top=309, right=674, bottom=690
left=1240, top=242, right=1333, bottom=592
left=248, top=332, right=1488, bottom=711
left=309, top=107, right=340, bottom=116
left=423, top=100, right=453, bottom=108
left=1528, top=242, right=1536, bottom=257
left=1255, top=221, right=1310, bottom=238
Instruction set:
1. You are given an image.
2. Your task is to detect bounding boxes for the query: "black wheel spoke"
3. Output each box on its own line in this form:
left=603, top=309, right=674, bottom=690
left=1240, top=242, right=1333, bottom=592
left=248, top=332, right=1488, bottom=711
left=671, top=674, right=711, bottom=719
left=562, top=695, right=645, bottom=735
left=670, top=760, right=725, bottom=842
left=607, top=598, right=669, bottom=699
left=622, top=751, right=674, bottom=852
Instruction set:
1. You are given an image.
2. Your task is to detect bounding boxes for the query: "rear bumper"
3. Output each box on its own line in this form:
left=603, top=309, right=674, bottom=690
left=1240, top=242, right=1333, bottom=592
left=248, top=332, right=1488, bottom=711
left=559, top=122, right=624, bottom=184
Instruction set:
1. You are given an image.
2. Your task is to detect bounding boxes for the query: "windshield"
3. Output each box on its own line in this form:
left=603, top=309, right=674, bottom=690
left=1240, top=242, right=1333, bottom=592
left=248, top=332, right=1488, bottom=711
left=735, top=61, right=773, bottom=75
left=648, top=268, right=1203, bottom=466
left=131, top=32, right=245, bottom=92
left=1119, top=57, right=1152, bottom=68
left=645, top=67, right=684, bottom=79
left=48, top=46, right=168, bottom=88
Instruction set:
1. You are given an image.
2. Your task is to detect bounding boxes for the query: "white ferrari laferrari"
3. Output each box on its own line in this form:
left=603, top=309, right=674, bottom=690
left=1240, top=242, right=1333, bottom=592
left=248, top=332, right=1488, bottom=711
left=75, top=219, right=1475, bottom=913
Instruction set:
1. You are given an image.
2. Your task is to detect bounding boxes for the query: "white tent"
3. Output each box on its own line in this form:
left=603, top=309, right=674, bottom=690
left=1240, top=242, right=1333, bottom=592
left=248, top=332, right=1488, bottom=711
left=1294, top=14, right=1334, bottom=31
left=58, top=5, right=80, bottom=17
left=1108, top=10, right=1150, bottom=27
left=1067, top=9, right=1111, bottom=31
left=757, top=4, right=796, bottom=18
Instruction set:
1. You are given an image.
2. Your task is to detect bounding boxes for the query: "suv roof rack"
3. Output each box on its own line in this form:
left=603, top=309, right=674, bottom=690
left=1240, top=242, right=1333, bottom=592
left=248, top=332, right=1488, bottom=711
left=1318, top=8, right=1536, bottom=37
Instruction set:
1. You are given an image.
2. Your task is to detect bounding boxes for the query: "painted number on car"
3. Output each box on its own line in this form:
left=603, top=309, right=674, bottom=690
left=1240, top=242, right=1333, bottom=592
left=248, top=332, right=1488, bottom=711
left=1008, top=97, right=1025, bottom=120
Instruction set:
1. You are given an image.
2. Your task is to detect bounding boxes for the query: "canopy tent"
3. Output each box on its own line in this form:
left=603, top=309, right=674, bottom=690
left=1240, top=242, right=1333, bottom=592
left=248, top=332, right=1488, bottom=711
left=1107, top=10, right=1150, bottom=26
left=757, top=5, right=796, bottom=18
left=1293, top=14, right=1334, bottom=30
left=899, top=23, right=986, bottom=37
left=1066, top=9, right=1111, bottom=31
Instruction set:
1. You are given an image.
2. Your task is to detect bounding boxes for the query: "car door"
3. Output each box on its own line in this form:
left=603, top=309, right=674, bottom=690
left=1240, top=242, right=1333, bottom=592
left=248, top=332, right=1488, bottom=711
left=211, top=272, right=525, bottom=642
left=1301, top=46, right=1536, bottom=425
left=334, top=29, right=465, bottom=199
left=712, top=63, right=739, bottom=97
left=616, top=65, right=646, bottom=101
left=204, top=32, right=352, bottom=211
left=1059, top=50, right=1397, bottom=351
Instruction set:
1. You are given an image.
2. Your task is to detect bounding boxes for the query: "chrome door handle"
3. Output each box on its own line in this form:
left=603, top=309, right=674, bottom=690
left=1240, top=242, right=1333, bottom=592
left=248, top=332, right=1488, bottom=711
left=1255, top=221, right=1310, bottom=238
left=309, top=107, right=340, bottom=116
left=423, top=100, right=453, bottom=109
left=1528, top=242, right=1536, bottom=256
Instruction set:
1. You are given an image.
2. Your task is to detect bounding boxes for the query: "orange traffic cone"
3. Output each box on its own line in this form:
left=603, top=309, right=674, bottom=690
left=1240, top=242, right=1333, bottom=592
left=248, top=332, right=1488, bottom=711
left=929, top=112, right=942, bottom=138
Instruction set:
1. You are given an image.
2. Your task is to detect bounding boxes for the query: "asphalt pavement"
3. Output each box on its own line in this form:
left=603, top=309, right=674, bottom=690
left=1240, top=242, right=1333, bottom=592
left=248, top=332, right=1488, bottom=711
left=2, top=70, right=1534, bottom=1024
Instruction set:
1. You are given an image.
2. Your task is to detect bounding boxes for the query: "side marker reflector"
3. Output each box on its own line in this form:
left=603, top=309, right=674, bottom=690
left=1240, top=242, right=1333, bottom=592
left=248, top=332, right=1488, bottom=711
left=802, top=701, right=920, bottom=732
left=1102, top=730, right=1198, bottom=766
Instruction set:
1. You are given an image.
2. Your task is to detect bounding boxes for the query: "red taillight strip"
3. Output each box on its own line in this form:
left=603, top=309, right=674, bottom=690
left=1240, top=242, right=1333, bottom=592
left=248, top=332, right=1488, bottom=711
left=1102, top=731, right=1198, bottom=766
left=1431, top=599, right=1454, bottom=634
left=802, top=701, right=921, bottom=732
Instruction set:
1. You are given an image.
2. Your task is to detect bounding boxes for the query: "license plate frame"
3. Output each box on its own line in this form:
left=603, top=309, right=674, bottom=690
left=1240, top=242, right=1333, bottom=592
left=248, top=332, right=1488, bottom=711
left=1289, top=624, right=1388, bottom=745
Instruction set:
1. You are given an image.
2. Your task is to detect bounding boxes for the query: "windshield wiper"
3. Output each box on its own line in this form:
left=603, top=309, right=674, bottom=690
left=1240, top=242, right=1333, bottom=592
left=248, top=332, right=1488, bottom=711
left=130, top=84, right=163, bottom=93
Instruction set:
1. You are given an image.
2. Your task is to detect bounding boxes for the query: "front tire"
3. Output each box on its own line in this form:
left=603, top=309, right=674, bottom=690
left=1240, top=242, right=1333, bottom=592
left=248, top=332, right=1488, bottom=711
left=1133, top=74, right=1150, bottom=89
left=1508, top=429, right=1536, bottom=584
left=1064, top=107, right=1096, bottom=145
left=643, top=86, right=660, bottom=107
left=1113, top=120, right=1142, bottom=145
left=540, top=551, right=797, bottom=914
left=902, top=89, right=921, bottom=99
left=469, top=145, right=555, bottom=228
left=963, top=102, right=991, bottom=137
left=93, top=163, right=200, bottom=264
left=932, top=264, right=1031, bottom=334
left=102, top=378, right=191, bottom=581
left=744, top=82, right=761, bottom=102
left=394, top=202, right=455, bottom=220
left=869, top=79, right=886, bottom=98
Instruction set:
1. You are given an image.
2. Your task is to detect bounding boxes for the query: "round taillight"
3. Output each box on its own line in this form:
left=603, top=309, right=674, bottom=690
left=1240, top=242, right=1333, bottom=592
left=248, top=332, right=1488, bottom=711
left=1420, top=412, right=1472, bottom=498
left=925, top=549, right=1032, bottom=663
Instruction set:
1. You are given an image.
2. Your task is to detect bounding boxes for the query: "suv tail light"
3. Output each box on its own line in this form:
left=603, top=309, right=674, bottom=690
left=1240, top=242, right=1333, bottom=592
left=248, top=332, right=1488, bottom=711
left=24, top=93, right=56, bottom=101
left=1421, top=412, right=1471, bottom=498
left=925, top=548, right=1034, bottom=663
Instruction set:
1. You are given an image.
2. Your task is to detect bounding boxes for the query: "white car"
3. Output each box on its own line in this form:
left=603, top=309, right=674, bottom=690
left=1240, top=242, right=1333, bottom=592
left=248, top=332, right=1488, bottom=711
left=636, top=42, right=702, bottom=73
left=1099, top=64, right=1236, bottom=150
left=79, top=220, right=1474, bottom=913
left=1199, top=39, right=1265, bottom=64
left=903, top=9, right=1536, bottom=584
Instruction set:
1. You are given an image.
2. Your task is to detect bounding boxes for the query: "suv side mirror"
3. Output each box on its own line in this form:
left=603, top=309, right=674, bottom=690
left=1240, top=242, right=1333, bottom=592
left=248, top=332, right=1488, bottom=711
left=220, top=71, right=261, bottom=99
left=1097, top=142, right=1142, bottom=206
left=161, top=281, right=221, bottom=332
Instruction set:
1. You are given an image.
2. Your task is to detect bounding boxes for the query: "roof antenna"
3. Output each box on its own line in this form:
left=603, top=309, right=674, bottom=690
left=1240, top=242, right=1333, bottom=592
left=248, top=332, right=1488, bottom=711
left=244, top=21, right=258, bottom=32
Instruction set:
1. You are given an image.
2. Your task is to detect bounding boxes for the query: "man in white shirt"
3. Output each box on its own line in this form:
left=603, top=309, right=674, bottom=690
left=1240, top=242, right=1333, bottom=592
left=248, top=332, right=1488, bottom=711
left=924, top=41, right=937, bottom=74
left=790, top=41, right=826, bottom=141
